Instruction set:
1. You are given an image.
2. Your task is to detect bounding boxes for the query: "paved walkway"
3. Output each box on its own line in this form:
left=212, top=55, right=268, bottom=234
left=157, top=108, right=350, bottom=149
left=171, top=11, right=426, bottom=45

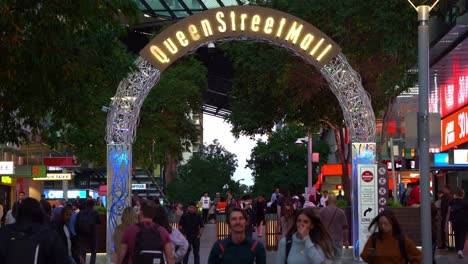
left=92, top=222, right=467, bottom=263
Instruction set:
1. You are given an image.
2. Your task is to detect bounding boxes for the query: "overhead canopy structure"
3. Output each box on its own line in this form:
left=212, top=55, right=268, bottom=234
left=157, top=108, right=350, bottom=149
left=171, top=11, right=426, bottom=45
left=129, top=0, right=245, bottom=118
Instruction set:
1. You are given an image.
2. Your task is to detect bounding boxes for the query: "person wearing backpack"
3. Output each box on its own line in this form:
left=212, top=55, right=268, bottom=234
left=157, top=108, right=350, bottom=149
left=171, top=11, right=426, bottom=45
left=208, top=207, right=266, bottom=264
left=361, top=210, right=422, bottom=264
left=76, top=199, right=101, bottom=264
left=0, top=197, right=68, bottom=264
left=118, top=200, right=175, bottom=264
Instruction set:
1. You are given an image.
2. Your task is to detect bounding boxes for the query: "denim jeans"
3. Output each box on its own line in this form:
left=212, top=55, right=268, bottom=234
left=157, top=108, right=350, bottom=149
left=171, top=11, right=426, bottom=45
left=79, top=234, right=97, bottom=264
left=183, top=237, right=200, bottom=264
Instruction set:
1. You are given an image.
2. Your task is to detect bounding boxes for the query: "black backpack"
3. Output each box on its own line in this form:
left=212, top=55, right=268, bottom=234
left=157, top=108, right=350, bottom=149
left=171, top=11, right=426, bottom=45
left=77, top=209, right=95, bottom=236
left=5, top=226, right=47, bottom=264
left=133, top=223, right=164, bottom=264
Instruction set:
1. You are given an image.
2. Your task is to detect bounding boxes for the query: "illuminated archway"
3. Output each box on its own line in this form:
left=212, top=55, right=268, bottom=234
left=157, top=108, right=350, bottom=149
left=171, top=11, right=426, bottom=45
left=105, top=5, right=375, bottom=256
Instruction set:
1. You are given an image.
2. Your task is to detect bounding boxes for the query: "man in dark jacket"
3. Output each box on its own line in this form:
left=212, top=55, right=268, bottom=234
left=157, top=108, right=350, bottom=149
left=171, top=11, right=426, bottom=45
left=440, top=185, right=453, bottom=249
left=76, top=199, right=101, bottom=264
left=179, top=202, right=204, bottom=264
left=40, top=194, right=52, bottom=220
left=0, top=197, right=67, bottom=263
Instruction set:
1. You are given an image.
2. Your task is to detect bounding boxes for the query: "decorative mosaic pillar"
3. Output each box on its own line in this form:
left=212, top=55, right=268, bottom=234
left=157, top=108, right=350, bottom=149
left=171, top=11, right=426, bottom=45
left=351, top=143, right=376, bottom=260
left=106, top=144, right=132, bottom=259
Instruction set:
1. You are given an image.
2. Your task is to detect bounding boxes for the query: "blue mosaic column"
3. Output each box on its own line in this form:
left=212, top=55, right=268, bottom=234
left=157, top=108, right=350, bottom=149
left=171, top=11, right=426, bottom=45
left=106, top=144, right=132, bottom=259
left=351, top=143, right=376, bottom=260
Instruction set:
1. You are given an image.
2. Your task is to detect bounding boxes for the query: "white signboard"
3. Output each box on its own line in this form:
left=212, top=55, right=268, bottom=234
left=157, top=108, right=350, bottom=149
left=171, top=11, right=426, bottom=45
left=454, top=149, right=468, bottom=164
left=358, top=164, right=378, bottom=256
left=0, top=161, right=14, bottom=174
left=33, top=173, right=72, bottom=181
left=132, top=184, right=147, bottom=190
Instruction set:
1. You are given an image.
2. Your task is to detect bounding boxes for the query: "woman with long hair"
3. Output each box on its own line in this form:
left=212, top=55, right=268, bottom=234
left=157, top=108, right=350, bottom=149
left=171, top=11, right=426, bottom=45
left=154, top=205, right=188, bottom=264
left=361, top=210, right=421, bottom=263
left=112, top=207, right=138, bottom=263
left=276, top=208, right=334, bottom=264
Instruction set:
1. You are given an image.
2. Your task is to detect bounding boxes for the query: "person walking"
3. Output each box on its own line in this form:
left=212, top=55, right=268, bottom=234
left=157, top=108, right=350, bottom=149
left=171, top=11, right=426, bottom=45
left=281, top=196, right=295, bottom=236
left=360, top=210, right=422, bottom=263
left=320, top=191, right=329, bottom=207
left=52, top=205, right=80, bottom=264
left=118, top=201, right=175, bottom=264
left=254, top=196, right=267, bottom=237
left=112, top=207, right=138, bottom=263
left=11, top=191, right=25, bottom=219
left=40, top=194, right=52, bottom=220
left=154, top=205, right=189, bottom=264
left=320, top=193, right=349, bottom=260
left=447, top=188, right=468, bottom=259
left=179, top=202, right=204, bottom=264
left=440, top=185, right=452, bottom=249
left=407, top=181, right=421, bottom=207
left=208, top=207, right=266, bottom=264
left=276, top=208, right=334, bottom=264
left=0, top=197, right=67, bottom=263
left=76, top=199, right=101, bottom=264
left=200, top=192, right=211, bottom=224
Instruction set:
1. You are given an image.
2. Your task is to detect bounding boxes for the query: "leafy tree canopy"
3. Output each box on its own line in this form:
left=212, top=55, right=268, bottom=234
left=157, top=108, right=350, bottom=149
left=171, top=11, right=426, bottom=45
left=248, top=124, right=330, bottom=196
left=166, top=140, right=240, bottom=205
left=223, top=0, right=418, bottom=137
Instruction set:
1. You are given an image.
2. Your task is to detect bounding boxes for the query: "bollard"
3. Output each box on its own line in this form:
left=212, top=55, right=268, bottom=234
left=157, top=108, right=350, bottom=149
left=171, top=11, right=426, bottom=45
left=265, top=213, right=279, bottom=251
left=170, top=214, right=180, bottom=230
left=447, top=221, right=455, bottom=248
left=216, top=214, right=229, bottom=240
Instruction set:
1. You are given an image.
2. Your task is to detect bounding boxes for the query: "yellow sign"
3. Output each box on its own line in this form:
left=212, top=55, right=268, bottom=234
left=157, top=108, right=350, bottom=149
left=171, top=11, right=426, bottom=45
left=33, top=173, right=72, bottom=181
left=1, top=176, right=12, bottom=185
left=140, top=6, right=341, bottom=72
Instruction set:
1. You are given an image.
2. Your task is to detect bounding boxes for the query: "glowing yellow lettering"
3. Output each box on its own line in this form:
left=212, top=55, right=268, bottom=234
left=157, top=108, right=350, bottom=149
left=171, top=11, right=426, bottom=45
left=201, top=20, right=213, bottom=37
left=276, top=18, right=286, bottom=38
left=216, top=12, right=227, bottom=33
left=285, top=22, right=303, bottom=44
left=176, top=31, right=189, bottom=47
left=264, top=17, right=274, bottom=34
left=163, top=38, right=178, bottom=54
left=230, top=11, right=236, bottom=31
left=240, top=14, right=248, bottom=31
left=317, top=44, right=332, bottom=61
left=251, top=15, right=261, bottom=32
left=150, top=46, right=170, bottom=63
left=188, top=25, right=200, bottom=41
left=310, top=38, right=324, bottom=56
left=300, top=34, right=314, bottom=50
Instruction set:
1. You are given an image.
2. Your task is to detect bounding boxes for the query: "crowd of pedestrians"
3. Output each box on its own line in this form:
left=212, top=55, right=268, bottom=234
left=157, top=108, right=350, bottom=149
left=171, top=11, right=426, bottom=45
left=0, top=185, right=466, bottom=263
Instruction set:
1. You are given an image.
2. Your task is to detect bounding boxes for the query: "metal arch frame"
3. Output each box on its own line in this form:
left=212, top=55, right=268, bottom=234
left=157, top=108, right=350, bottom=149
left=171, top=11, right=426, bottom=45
left=104, top=38, right=376, bottom=258
left=107, top=50, right=376, bottom=145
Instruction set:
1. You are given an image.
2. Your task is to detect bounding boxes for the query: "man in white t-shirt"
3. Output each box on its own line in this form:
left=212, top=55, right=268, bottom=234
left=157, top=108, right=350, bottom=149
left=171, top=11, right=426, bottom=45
left=320, top=190, right=329, bottom=207
left=200, top=192, right=211, bottom=224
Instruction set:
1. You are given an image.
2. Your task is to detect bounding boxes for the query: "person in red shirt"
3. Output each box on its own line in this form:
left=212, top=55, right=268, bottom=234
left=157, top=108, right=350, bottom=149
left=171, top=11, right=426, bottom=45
left=407, top=181, right=421, bottom=207
left=118, top=201, right=175, bottom=264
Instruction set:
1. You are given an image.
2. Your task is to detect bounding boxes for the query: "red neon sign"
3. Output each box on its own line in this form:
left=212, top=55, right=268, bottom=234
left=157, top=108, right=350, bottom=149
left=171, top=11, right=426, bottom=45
left=441, top=104, right=468, bottom=151
left=440, top=61, right=468, bottom=117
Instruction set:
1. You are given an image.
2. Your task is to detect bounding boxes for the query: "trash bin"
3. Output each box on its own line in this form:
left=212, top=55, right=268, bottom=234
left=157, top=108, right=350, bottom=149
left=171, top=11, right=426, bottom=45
left=216, top=214, right=229, bottom=240
left=265, top=213, right=279, bottom=251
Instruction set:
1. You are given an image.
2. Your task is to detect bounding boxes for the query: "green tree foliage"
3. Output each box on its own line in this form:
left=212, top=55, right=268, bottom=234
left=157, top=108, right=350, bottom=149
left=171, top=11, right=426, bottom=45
left=133, top=56, right=207, bottom=168
left=0, top=0, right=140, bottom=163
left=248, top=124, right=330, bottom=196
left=166, top=140, right=239, bottom=205
left=224, top=0, right=418, bottom=137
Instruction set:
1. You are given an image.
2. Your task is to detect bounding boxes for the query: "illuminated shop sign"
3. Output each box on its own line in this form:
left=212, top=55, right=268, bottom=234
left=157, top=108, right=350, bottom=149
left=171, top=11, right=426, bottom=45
left=132, top=184, right=147, bottom=190
left=1, top=176, right=12, bottom=185
left=33, top=173, right=72, bottom=181
left=0, top=161, right=14, bottom=175
left=140, top=6, right=341, bottom=72
left=440, top=61, right=468, bottom=117
left=441, top=105, right=468, bottom=151
left=454, top=149, right=468, bottom=164
left=434, top=153, right=449, bottom=166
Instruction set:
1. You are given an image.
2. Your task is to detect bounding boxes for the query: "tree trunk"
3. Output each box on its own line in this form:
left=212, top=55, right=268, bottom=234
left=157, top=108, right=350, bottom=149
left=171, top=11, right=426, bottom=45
left=320, top=119, right=351, bottom=202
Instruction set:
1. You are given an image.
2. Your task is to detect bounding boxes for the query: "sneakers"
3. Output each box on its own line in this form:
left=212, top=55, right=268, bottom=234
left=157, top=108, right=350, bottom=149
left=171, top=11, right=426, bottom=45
left=457, top=250, right=464, bottom=259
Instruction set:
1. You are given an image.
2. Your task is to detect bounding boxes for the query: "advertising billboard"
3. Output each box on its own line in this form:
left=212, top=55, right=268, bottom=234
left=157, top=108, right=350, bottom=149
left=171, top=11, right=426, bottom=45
left=441, top=105, right=468, bottom=151
left=439, top=60, right=468, bottom=117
